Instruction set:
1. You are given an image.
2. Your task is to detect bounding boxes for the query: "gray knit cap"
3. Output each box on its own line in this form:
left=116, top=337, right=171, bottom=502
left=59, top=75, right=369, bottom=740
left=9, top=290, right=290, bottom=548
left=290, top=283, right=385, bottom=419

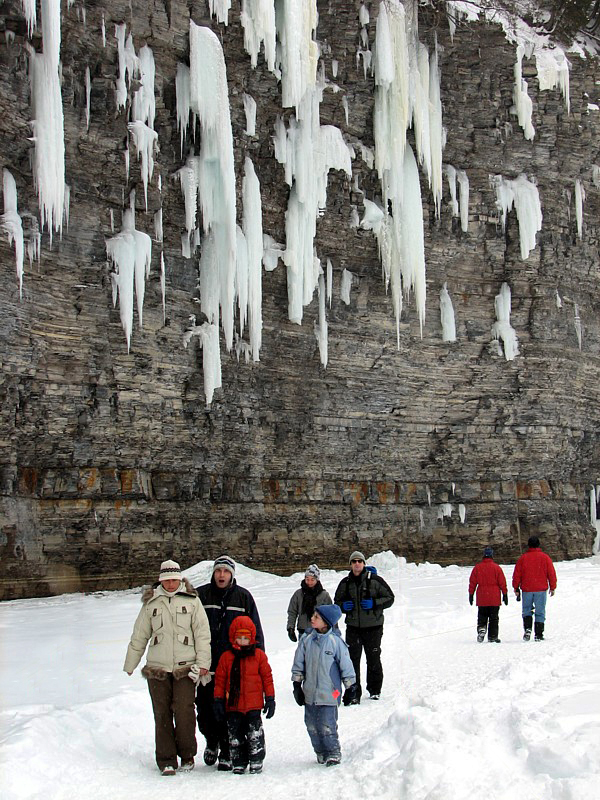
left=305, top=564, right=321, bottom=580
left=349, top=550, right=366, bottom=564
left=213, top=555, right=236, bottom=577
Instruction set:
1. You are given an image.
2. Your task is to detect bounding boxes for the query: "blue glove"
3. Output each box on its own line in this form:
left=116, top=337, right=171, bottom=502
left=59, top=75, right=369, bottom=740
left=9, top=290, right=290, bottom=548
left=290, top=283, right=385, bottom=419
left=365, top=565, right=378, bottom=575
left=263, top=697, right=276, bottom=719
left=360, top=597, right=374, bottom=610
left=213, top=698, right=226, bottom=722
left=342, top=600, right=354, bottom=612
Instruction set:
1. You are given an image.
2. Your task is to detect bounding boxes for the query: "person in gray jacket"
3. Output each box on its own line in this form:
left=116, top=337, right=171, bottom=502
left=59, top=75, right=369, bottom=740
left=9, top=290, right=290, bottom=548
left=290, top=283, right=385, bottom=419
left=333, top=551, right=395, bottom=703
left=286, top=564, right=332, bottom=641
left=291, top=604, right=357, bottom=766
left=124, top=559, right=211, bottom=776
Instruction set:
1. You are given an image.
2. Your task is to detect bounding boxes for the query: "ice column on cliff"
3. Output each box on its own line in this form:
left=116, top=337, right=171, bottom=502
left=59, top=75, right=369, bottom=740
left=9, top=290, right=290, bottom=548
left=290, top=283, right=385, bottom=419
left=242, top=156, right=263, bottom=361
left=491, top=282, right=519, bottom=361
left=183, top=320, right=222, bottom=406
left=275, top=76, right=352, bottom=324
left=128, top=45, right=158, bottom=210
left=440, top=283, right=456, bottom=342
left=29, top=0, right=67, bottom=241
left=493, top=174, right=542, bottom=259
left=513, top=45, right=535, bottom=140
left=277, top=0, right=319, bottom=114
left=106, top=205, right=152, bottom=351
left=1, top=169, right=25, bottom=296
left=115, top=24, right=138, bottom=110
left=240, top=0, right=277, bottom=73
left=189, top=22, right=237, bottom=351
left=575, top=178, right=585, bottom=239
left=315, top=273, right=328, bottom=367
left=243, top=94, right=257, bottom=136
left=535, top=48, right=570, bottom=113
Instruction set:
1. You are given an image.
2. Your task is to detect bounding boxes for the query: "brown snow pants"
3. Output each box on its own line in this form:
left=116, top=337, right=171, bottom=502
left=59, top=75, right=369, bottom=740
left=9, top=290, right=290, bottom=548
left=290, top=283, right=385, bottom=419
left=147, top=673, right=197, bottom=770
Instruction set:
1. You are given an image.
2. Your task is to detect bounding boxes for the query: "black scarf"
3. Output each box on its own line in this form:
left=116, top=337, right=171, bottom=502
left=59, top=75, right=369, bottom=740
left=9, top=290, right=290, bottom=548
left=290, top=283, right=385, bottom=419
left=228, top=644, right=255, bottom=708
left=300, top=579, right=323, bottom=619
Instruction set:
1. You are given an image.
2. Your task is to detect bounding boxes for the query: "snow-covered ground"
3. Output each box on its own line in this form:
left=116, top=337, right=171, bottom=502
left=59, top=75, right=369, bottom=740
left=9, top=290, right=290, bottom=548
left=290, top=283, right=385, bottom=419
left=1, top=552, right=599, bottom=799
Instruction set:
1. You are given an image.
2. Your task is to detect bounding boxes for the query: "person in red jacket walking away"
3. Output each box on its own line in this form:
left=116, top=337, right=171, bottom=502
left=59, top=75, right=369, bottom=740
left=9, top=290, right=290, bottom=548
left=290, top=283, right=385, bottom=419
left=468, top=547, right=508, bottom=643
left=213, top=616, right=275, bottom=774
left=512, top=536, right=557, bottom=641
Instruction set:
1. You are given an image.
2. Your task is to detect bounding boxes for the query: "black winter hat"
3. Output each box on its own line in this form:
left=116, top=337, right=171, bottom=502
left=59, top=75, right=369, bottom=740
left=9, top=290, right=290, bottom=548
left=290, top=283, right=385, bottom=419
left=527, top=536, right=540, bottom=548
left=483, top=547, right=493, bottom=558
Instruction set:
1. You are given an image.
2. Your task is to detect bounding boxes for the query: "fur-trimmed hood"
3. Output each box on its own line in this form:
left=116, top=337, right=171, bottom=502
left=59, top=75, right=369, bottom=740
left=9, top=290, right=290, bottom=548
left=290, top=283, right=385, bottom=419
left=141, top=577, right=197, bottom=604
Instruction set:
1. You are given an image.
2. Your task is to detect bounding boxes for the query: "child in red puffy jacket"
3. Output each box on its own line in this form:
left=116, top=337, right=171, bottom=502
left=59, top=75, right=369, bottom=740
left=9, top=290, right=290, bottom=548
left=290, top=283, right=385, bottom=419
left=468, top=547, right=508, bottom=643
left=213, top=615, right=275, bottom=774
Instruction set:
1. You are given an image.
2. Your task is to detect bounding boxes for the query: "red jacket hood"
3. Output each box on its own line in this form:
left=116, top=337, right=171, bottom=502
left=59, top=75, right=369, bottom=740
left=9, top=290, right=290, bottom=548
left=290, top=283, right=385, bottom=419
left=228, top=615, right=257, bottom=647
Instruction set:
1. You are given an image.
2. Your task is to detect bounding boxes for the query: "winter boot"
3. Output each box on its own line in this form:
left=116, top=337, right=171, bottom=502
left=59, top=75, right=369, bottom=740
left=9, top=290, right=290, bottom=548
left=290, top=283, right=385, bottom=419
left=534, top=621, right=545, bottom=641
left=523, top=615, right=533, bottom=641
left=477, top=627, right=486, bottom=643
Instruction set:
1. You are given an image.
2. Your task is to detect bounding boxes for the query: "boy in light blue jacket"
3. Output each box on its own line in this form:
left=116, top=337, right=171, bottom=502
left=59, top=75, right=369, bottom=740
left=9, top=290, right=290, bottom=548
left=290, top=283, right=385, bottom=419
left=291, top=604, right=358, bottom=766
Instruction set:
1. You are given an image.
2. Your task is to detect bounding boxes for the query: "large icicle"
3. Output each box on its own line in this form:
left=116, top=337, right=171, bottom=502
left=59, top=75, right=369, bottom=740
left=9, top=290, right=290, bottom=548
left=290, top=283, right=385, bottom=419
left=535, top=48, right=570, bottom=114
left=242, top=157, right=263, bottom=361
left=106, top=206, right=152, bottom=351
left=276, top=0, right=319, bottom=115
left=440, top=282, right=456, bottom=342
left=493, top=174, right=542, bottom=260
left=491, top=282, right=519, bottom=361
left=21, top=0, right=37, bottom=34
left=115, top=24, right=138, bottom=110
left=128, top=45, right=157, bottom=210
left=29, top=0, right=67, bottom=241
left=314, top=272, right=328, bottom=367
left=189, top=22, right=237, bottom=351
left=183, top=321, right=222, bottom=406
left=513, top=45, right=535, bottom=141
left=277, top=82, right=353, bottom=324
left=240, top=0, right=277, bottom=73
left=1, top=169, right=25, bottom=296
left=575, top=178, right=585, bottom=239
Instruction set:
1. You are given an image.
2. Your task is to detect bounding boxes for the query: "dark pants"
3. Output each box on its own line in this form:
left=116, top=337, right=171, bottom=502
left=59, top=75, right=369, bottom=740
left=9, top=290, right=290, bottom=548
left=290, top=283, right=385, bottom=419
left=304, top=704, right=340, bottom=760
left=147, top=674, right=197, bottom=770
left=195, top=679, right=229, bottom=759
left=226, top=710, right=265, bottom=769
left=345, top=625, right=384, bottom=696
left=477, top=606, right=499, bottom=640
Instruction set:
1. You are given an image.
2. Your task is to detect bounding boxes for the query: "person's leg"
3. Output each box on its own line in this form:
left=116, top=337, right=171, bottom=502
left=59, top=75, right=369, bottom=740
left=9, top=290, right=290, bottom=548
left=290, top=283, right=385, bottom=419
left=195, top=680, right=219, bottom=757
left=344, top=626, right=363, bottom=701
left=247, top=710, right=266, bottom=773
left=318, top=705, right=341, bottom=765
left=533, top=591, right=547, bottom=639
left=227, top=712, right=248, bottom=772
left=521, top=592, right=534, bottom=640
left=304, top=704, right=325, bottom=761
left=147, top=675, right=177, bottom=771
left=363, top=626, right=384, bottom=696
left=172, top=675, right=198, bottom=765
left=476, top=607, right=487, bottom=641
left=488, top=607, right=500, bottom=641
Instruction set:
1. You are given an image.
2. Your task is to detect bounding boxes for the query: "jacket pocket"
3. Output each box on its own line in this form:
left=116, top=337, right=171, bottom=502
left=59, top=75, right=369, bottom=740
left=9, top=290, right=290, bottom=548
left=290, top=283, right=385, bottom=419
left=177, top=632, right=195, bottom=649
left=148, top=631, right=164, bottom=648
left=176, top=609, right=193, bottom=631
left=150, top=608, right=163, bottom=632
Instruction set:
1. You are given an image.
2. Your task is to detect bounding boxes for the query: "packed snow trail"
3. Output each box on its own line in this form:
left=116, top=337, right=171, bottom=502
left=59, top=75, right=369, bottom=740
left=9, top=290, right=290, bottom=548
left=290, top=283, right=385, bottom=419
left=1, top=554, right=599, bottom=799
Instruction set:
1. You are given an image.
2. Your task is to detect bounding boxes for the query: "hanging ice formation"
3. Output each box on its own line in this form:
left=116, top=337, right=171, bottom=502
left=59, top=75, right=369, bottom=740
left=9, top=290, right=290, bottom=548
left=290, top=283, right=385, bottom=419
left=575, top=178, right=585, bottom=239
left=513, top=45, right=535, bottom=140
left=1, top=169, right=25, bottom=296
left=535, top=48, right=570, bottom=114
left=574, top=303, right=583, bottom=350
left=439, top=283, right=456, bottom=342
left=340, top=269, right=353, bottom=304
left=314, top=274, right=328, bottom=367
left=20, top=0, right=37, bottom=34
left=239, top=0, right=277, bottom=73
left=160, top=252, right=166, bottom=324
left=491, top=282, right=519, bottom=361
left=458, top=504, right=466, bottom=523
left=175, top=64, right=195, bottom=158
left=105, top=201, right=152, bottom=352
left=187, top=21, right=238, bottom=352
left=492, top=174, right=542, bottom=260
left=276, top=0, right=319, bottom=113
left=243, top=94, right=257, bottom=136
left=128, top=45, right=158, bottom=210
left=183, top=320, right=222, bottom=406
left=357, top=3, right=372, bottom=78
left=240, top=157, right=263, bottom=361
left=29, top=0, right=68, bottom=242
left=115, top=24, right=138, bottom=110
left=445, top=165, right=469, bottom=232
left=208, top=0, right=232, bottom=26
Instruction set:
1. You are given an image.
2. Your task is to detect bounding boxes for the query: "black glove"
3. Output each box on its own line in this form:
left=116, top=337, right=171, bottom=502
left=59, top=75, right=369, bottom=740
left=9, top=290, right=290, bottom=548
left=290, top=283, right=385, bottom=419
left=213, top=698, right=225, bottom=722
left=292, top=682, right=305, bottom=706
left=287, top=628, right=297, bottom=642
left=515, top=590, right=521, bottom=602
left=503, top=593, right=508, bottom=606
left=469, top=593, right=474, bottom=606
left=342, top=684, right=359, bottom=706
left=263, top=696, right=276, bottom=718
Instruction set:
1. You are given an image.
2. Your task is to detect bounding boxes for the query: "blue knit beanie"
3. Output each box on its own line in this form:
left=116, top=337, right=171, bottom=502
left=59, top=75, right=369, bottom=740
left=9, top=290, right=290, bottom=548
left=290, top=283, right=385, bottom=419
left=315, top=604, right=342, bottom=628
left=483, top=546, right=493, bottom=558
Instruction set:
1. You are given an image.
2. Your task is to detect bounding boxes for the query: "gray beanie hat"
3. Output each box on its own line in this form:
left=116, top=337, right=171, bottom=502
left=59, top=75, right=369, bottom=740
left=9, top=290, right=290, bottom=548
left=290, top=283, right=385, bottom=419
left=305, top=564, right=321, bottom=580
left=213, top=555, right=236, bottom=577
left=349, top=550, right=366, bottom=564
left=159, top=559, right=182, bottom=582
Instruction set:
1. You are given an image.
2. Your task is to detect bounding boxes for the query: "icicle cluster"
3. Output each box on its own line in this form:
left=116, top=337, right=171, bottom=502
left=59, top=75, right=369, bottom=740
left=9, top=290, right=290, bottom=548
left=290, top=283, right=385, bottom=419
left=1, top=169, right=25, bottom=296
left=491, top=283, right=519, bottom=361
left=492, top=174, right=542, bottom=260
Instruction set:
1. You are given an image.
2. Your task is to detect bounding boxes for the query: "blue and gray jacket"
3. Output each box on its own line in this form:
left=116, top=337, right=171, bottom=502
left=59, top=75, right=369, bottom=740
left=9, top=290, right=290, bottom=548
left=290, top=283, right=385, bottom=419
left=291, top=627, right=356, bottom=706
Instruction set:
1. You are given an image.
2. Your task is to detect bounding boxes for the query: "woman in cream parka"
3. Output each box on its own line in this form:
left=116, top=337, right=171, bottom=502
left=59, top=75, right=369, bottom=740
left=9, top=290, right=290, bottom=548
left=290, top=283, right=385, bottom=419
left=124, top=559, right=211, bottom=775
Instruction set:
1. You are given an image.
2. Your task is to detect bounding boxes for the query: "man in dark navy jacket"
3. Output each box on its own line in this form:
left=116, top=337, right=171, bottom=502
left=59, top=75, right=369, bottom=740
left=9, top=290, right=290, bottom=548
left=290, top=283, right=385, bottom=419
left=194, top=555, right=264, bottom=771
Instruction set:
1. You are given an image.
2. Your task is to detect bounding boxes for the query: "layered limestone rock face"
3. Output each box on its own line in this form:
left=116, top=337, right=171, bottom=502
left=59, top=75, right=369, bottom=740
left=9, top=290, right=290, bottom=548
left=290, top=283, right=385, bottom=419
left=0, top=1, right=598, bottom=598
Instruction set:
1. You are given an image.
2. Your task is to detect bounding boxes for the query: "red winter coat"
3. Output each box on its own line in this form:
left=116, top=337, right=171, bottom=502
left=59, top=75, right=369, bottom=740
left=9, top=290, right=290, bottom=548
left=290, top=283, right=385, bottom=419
left=468, top=558, right=508, bottom=606
left=512, top=547, right=557, bottom=593
left=214, top=615, right=275, bottom=713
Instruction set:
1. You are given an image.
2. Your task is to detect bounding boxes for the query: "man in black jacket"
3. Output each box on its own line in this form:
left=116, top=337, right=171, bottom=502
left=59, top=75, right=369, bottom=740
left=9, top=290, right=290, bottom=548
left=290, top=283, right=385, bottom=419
left=334, top=551, right=395, bottom=703
left=194, top=555, right=264, bottom=771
